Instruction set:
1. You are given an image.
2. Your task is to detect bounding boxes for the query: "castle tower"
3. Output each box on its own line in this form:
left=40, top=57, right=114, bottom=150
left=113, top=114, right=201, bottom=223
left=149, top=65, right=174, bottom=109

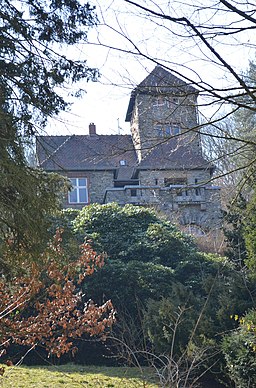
left=125, top=66, right=201, bottom=162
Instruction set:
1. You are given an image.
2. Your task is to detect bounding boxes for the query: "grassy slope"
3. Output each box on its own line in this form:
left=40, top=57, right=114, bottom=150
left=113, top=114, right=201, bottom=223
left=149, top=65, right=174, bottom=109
left=0, top=364, right=158, bottom=387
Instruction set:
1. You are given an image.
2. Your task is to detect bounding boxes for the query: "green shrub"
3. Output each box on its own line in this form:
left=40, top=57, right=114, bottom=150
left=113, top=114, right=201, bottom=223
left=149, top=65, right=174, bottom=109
left=222, top=309, right=256, bottom=388
left=73, top=203, right=195, bottom=266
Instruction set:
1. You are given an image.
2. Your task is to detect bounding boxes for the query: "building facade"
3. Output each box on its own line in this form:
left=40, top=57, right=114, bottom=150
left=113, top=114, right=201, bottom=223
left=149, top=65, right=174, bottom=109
left=37, top=66, right=221, bottom=233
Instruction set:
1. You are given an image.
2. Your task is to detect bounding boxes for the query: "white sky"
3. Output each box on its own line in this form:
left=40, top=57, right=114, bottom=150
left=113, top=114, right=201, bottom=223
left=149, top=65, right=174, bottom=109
left=46, top=0, right=256, bottom=137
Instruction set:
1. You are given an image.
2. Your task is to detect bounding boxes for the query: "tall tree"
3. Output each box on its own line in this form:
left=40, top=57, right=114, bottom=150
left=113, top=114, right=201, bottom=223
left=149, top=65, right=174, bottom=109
left=232, top=61, right=256, bottom=186
left=0, top=1, right=99, bottom=248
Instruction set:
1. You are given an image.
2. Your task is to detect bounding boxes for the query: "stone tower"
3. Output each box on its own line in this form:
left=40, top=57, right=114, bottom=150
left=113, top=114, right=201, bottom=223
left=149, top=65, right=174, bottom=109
left=126, top=65, right=201, bottom=162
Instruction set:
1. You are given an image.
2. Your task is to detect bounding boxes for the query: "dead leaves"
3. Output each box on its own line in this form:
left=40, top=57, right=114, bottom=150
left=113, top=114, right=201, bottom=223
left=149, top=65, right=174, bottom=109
left=0, top=229, right=115, bottom=358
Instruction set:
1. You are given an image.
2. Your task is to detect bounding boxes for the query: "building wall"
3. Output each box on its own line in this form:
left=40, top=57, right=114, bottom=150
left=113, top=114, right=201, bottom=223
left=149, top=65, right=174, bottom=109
left=131, top=91, right=201, bottom=161
left=61, top=168, right=221, bottom=232
left=139, top=169, right=210, bottom=187
left=63, top=170, right=114, bottom=209
left=130, top=102, right=141, bottom=161
left=103, top=183, right=221, bottom=231
left=58, top=75, right=221, bottom=232
left=158, top=187, right=221, bottom=231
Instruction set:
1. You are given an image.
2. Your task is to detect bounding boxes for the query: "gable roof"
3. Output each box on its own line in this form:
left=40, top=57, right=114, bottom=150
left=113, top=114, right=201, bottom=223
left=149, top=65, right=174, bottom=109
left=37, top=133, right=212, bottom=175
left=126, top=66, right=198, bottom=122
left=36, top=134, right=137, bottom=171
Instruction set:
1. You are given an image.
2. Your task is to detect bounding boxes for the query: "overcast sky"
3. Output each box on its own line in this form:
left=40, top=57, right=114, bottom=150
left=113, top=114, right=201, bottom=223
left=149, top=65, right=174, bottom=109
left=46, top=0, right=255, bottom=137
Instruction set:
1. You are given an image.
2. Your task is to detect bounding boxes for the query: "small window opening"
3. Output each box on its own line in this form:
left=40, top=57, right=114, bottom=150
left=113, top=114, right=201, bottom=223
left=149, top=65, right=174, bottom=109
left=195, top=179, right=200, bottom=196
left=164, top=178, right=187, bottom=187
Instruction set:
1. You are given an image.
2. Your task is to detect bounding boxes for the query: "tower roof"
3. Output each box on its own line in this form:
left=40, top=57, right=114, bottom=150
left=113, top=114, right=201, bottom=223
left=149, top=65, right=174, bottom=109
left=125, top=66, right=198, bottom=122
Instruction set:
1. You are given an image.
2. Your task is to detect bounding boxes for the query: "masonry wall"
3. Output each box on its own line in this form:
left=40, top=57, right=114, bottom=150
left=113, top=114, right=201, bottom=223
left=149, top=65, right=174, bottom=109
left=158, top=187, right=221, bottom=231
left=137, top=169, right=221, bottom=230
left=131, top=91, right=201, bottom=161
left=138, top=169, right=210, bottom=187
left=63, top=170, right=114, bottom=209
left=104, top=183, right=221, bottom=232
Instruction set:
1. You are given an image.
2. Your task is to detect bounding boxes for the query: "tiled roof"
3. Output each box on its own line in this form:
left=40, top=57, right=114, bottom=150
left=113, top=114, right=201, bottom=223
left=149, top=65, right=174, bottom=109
left=37, top=134, right=212, bottom=174
left=36, top=134, right=137, bottom=171
left=115, top=166, right=136, bottom=180
left=138, top=137, right=213, bottom=171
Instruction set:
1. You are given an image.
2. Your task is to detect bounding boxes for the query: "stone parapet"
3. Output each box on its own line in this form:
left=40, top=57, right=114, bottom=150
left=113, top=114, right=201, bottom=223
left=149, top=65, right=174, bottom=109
left=103, top=184, right=221, bottom=231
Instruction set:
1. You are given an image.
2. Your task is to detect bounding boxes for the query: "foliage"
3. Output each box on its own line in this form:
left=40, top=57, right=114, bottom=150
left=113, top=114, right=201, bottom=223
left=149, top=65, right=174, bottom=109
left=0, top=0, right=98, bottom=250
left=223, top=186, right=256, bottom=278
left=144, top=296, right=197, bottom=354
left=0, top=230, right=115, bottom=358
left=0, top=100, right=68, bottom=253
left=222, top=309, right=256, bottom=388
left=223, top=193, right=248, bottom=269
left=73, top=203, right=158, bottom=258
left=52, top=203, right=256, bottom=386
left=81, top=246, right=253, bottom=359
left=233, top=60, right=256, bottom=142
left=65, top=203, right=254, bottom=331
left=1, top=0, right=98, bottom=133
left=73, top=203, right=195, bottom=265
left=0, top=165, right=67, bottom=258
left=203, top=60, right=256, bottom=188
left=48, top=208, right=81, bottom=258
left=243, top=189, right=256, bottom=277
left=83, top=259, right=175, bottom=313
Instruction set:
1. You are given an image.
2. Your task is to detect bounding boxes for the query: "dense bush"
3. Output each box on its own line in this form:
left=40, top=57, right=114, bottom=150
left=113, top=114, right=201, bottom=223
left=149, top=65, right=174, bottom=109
left=243, top=191, right=256, bottom=277
left=222, top=309, right=256, bottom=388
left=73, top=203, right=195, bottom=266
left=48, top=203, right=256, bottom=386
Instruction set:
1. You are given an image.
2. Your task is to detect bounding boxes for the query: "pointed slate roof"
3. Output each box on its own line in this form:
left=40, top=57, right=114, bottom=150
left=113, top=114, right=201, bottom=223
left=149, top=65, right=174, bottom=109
left=126, top=66, right=198, bottom=122
left=36, top=134, right=137, bottom=171
left=138, top=66, right=198, bottom=93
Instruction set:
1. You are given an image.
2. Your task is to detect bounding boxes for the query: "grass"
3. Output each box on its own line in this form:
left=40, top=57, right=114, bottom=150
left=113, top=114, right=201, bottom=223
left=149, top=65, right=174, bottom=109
left=0, top=363, right=158, bottom=387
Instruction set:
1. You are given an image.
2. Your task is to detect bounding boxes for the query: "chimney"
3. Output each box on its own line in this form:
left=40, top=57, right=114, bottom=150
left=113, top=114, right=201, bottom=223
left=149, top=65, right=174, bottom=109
left=89, top=122, right=96, bottom=135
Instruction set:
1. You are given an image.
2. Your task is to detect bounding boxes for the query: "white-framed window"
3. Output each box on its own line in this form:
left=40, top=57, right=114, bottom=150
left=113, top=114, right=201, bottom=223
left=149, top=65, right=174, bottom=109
left=68, top=178, right=88, bottom=204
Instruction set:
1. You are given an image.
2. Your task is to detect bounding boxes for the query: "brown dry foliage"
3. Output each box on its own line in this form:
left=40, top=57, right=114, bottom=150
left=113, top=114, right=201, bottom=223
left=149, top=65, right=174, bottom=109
left=0, top=229, right=115, bottom=358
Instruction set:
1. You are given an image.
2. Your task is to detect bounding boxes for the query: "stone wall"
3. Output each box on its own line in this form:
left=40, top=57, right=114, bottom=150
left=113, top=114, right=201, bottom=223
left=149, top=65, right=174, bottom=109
left=131, top=92, right=201, bottom=160
left=63, top=170, right=114, bottom=209
left=62, top=168, right=221, bottom=232
left=159, top=187, right=221, bottom=231
left=103, top=183, right=221, bottom=232
left=139, top=169, right=210, bottom=187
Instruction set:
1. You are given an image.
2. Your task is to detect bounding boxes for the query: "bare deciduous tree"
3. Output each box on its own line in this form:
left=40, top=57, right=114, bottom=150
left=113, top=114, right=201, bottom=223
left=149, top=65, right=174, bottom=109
left=90, top=0, right=256, bottom=187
